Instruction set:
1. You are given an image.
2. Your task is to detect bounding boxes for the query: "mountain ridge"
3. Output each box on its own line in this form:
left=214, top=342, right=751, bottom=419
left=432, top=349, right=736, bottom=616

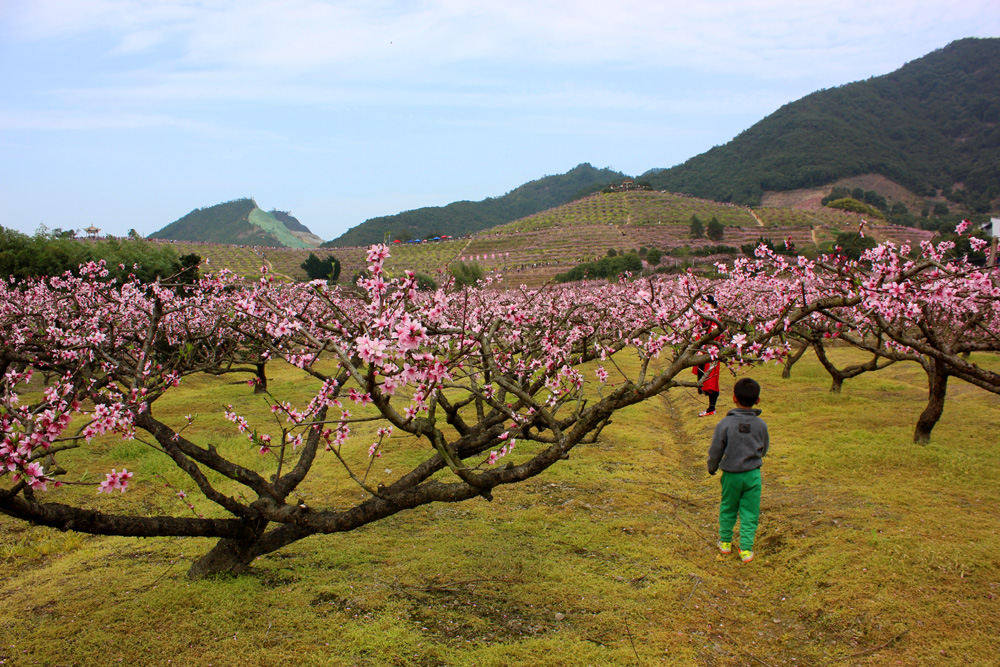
left=323, top=163, right=626, bottom=247
left=645, top=37, right=1000, bottom=211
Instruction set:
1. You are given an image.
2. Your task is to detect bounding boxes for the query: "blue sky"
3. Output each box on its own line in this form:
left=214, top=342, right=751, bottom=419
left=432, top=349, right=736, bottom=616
left=2, top=1, right=999, bottom=241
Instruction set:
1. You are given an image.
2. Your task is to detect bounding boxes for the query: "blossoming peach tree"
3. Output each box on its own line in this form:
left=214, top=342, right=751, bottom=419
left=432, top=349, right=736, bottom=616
left=730, top=220, right=1000, bottom=442
left=1, top=234, right=996, bottom=576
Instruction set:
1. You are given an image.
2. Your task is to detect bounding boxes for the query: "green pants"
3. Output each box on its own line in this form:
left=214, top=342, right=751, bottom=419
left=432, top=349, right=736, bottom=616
left=719, top=468, right=762, bottom=551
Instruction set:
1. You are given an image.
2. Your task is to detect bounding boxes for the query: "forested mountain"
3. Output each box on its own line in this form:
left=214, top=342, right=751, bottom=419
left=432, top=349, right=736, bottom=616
left=149, top=199, right=317, bottom=248
left=324, top=163, right=625, bottom=247
left=646, top=38, right=1000, bottom=211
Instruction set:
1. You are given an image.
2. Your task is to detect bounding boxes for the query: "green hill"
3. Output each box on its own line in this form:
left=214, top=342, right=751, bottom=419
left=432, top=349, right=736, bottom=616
left=646, top=37, right=1000, bottom=212
left=149, top=198, right=314, bottom=248
left=323, top=163, right=626, bottom=247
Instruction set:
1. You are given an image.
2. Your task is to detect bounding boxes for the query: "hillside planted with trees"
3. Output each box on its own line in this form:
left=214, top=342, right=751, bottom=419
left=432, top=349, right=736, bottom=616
left=324, top=163, right=626, bottom=247
left=646, top=38, right=1000, bottom=211
left=150, top=199, right=312, bottom=248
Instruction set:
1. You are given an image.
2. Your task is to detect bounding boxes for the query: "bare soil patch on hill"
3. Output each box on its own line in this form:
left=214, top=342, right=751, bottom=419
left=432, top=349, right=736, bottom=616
left=762, top=174, right=927, bottom=210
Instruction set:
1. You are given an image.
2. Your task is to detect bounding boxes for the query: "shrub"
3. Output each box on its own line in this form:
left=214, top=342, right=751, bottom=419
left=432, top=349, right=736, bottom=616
left=555, top=253, right=642, bottom=282
left=414, top=273, right=438, bottom=291
left=825, top=198, right=885, bottom=219
left=834, top=231, right=878, bottom=260
left=741, top=237, right=796, bottom=256
left=450, top=261, right=485, bottom=286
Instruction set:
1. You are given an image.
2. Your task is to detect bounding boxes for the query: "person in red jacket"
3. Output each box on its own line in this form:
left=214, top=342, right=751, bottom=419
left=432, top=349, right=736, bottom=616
left=694, top=294, right=721, bottom=417
left=694, top=360, right=721, bottom=416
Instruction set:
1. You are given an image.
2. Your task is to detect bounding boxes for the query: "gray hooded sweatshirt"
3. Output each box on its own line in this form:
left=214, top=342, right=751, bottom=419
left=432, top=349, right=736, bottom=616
left=707, top=408, right=769, bottom=474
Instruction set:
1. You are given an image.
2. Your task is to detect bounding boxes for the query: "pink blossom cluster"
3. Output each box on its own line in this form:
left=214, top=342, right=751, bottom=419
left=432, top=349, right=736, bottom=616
left=97, top=468, right=133, bottom=493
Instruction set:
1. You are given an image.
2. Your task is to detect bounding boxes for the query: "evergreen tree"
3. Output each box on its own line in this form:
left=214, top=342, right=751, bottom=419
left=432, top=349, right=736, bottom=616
left=835, top=232, right=878, bottom=260
left=707, top=217, right=725, bottom=241
left=300, top=253, right=341, bottom=282
left=689, top=215, right=704, bottom=239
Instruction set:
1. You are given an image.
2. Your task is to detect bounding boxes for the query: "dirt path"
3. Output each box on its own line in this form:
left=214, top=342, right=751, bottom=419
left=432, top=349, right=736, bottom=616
left=653, top=391, right=721, bottom=554
left=259, top=254, right=295, bottom=282
left=749, top=210, right=764, bottom=227
left=453, top=237, right=474, bottom=264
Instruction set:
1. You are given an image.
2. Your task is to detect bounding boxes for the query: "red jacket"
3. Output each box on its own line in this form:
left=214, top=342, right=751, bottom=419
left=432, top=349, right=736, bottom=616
left=693, top=362, right=720, bottom=393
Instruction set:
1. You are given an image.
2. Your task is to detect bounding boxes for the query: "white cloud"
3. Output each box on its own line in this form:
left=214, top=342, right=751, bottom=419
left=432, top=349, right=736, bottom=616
left=7, top=0, right=999, bottom=78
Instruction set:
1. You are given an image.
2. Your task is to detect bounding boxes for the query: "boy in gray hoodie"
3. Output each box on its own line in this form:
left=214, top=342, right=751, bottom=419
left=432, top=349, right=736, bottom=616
left=707, top=378, right=769, bottom=563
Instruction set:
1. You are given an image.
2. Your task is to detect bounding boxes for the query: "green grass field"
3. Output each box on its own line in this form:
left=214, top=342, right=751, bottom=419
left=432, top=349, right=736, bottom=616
left=2, top=350, right=997, bottom=667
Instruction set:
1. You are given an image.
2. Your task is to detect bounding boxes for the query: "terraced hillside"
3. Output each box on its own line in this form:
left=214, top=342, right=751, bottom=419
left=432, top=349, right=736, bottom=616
left=458, top=191, right=934, bottom=284
left=501, top=191, right=757, bottom=231
left=148, top=241, right=357, bottom=281
left=325, top=163, right=626, bottom=247
left=754, top=205, right=874, bottom=228
left=153, top=191, right=936, bottom=286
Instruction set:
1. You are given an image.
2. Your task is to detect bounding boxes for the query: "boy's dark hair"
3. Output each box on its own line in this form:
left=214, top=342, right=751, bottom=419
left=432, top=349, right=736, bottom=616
left=733, top=378, right=761, bottom=407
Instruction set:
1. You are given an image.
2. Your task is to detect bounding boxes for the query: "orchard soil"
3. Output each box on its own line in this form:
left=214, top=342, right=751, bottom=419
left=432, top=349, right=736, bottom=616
left=1, top=349, right=998, bottom=666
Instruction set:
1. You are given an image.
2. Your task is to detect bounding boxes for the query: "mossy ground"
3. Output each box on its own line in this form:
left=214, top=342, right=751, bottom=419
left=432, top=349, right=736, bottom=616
left=1, top=350, right=998, bottom=666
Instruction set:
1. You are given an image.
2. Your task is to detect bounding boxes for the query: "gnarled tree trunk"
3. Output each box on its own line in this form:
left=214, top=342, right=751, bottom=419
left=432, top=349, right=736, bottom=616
left=914, top=360, right=949, bottom=445
left=812, top=341, right=847, bottom=393
left=254, top=361, right=268, bottom=394
left=781, top=340, right=809, bottom=379
left=188, top=523, right=315, bottom=578
left=811, top=339, right=894, bottom=394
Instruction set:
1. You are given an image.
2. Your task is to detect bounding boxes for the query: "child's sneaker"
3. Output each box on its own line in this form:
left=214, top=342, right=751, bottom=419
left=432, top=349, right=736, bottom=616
left=699, top=410, right=715, bottom=417
left=717, top=541, right=732, bottom=555
left=740, top=550, right=754, bottom=563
